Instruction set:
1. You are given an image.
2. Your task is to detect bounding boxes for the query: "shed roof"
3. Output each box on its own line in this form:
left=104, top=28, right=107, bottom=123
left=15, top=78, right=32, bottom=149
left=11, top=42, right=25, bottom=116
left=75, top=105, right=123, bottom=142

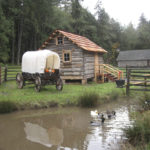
left=40, top=30, right=107, bottom=53
left=117, top=50, right=150, bottom=61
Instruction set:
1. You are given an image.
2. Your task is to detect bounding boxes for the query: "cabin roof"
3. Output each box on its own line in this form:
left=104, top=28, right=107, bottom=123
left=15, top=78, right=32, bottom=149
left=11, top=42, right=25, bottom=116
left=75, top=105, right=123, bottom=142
left=117, top=49, right=150, bottom=61
left=40, top=30, right=107, bottom=53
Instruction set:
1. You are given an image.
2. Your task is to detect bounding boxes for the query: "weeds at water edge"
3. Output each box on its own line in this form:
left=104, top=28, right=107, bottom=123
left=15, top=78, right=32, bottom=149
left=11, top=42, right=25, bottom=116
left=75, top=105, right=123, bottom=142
left=78, top=91, right=99, bottom=107
left=0, top=101, right=17, bottom=113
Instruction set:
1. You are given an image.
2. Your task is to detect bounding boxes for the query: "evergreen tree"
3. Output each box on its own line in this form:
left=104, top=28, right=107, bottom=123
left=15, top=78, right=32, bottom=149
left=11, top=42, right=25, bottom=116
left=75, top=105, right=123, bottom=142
left=0, top=4, right=11, bottom=63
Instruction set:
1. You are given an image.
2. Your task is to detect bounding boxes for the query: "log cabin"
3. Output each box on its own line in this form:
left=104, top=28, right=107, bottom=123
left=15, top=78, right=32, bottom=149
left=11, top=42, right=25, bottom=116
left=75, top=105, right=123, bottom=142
left=39, top=30, right=107, bottom=84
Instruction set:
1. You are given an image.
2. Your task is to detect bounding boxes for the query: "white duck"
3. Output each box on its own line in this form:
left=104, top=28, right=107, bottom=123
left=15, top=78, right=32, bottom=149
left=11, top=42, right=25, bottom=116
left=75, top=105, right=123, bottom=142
left=91, top=110, right=102, bottom=119
left=90, top=110, right=98, bottom=117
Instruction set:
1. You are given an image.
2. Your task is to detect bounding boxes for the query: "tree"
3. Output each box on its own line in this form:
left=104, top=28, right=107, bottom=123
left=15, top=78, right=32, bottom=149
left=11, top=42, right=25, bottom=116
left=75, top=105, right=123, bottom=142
left=137, top=14, right=150, bottom=49
left=71, top=0, right=84, bottom=34
left=0, top=4, right=11, bottom=63
left=120, top=23, right=138, bottom=50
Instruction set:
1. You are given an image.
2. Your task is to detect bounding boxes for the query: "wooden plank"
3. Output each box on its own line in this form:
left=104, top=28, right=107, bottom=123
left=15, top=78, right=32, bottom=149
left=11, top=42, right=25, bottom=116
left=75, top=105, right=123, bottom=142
left=7, top=69, right=21, bottom=73
left=131, top=75, right=150, bottom=78
left=7, top=77, right=16, bottom=80
left=129, top=84, right=150, bottom=87
left=130, top=88, right=150, bottom=91
left=130, top=81, right=143, bottom=85
left=131, top=71, right=150, bottom=74
left=63, top=72, right=82, bottom=76
left=61, top=76, right=83, bottom=80
left=130, top=80, right=150, bottom=82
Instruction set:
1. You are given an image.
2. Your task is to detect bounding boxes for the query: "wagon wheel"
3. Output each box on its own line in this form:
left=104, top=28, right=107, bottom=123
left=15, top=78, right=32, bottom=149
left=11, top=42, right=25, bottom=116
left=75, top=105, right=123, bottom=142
left=35, top=76, right=41, bottom=92
left=56, top=78, right=63, bottom=91
left=16, top=73, right=24, bottom=89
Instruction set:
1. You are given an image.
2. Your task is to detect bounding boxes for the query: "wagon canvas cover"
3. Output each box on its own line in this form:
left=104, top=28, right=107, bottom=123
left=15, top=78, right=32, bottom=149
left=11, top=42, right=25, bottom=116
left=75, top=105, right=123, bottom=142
left=22, top=50, right=60, bottom=73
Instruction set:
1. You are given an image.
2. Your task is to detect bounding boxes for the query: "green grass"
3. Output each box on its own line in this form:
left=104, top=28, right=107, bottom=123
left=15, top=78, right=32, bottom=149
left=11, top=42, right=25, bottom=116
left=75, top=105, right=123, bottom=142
left=78, top=91, right=99, bottom=107
left=124, top=111, right=150, bottom=149
left=0, top=81, right=125, bottom=112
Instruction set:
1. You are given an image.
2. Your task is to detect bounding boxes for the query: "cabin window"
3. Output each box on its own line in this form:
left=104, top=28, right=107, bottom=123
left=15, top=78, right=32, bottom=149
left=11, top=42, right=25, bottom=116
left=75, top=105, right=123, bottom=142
left=63, top=50, right=72, bottom=63
left=56, top=37, right=64, bottom=45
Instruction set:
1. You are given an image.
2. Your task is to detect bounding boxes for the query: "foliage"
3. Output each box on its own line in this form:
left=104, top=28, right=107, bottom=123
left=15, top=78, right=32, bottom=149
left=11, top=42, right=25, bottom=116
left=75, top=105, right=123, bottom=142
left=0, top=101, right=17, bottom=113
left=0, top=0, right=150, bottom=65
left=137, top=93, right=150, bottom=111
left=0, top=4, right=11, bottom=63
left=0, top=81, right=124, bottom=111
left=124, top=111, right=150, bottom=146
left=78, top=91, right=99, bottom=107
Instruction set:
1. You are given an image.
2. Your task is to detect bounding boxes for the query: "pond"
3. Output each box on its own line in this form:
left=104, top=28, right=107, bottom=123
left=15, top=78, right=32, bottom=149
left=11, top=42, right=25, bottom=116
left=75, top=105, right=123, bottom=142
left=0, top=101, right=133, bottom=150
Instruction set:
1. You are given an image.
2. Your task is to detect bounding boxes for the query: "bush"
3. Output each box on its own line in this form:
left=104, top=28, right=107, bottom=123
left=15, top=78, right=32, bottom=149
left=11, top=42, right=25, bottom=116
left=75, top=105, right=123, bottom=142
left=0, top=101, right=17, bottom=113
left=78, top=91, right=99, bottom=107
left=124, top=112, right=150, bottom=146
left=138, top=93, right=150, bottom=111
left=108, top=90, right=120, bottom=101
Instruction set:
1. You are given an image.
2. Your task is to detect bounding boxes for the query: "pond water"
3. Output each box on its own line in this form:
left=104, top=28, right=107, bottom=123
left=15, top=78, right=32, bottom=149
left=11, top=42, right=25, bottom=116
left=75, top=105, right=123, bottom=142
left=0, top=101, right=133, bottom=150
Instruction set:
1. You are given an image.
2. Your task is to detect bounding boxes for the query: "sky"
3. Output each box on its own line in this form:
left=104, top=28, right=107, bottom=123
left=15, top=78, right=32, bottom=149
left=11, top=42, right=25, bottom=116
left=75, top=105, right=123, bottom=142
left=81, top=0, right=150, bottom=27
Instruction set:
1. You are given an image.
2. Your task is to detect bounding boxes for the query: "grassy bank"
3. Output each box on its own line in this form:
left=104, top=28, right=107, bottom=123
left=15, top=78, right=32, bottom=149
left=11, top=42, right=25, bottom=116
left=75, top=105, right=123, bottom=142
left=0, top=81, right=125, bottom=113
left=124, top=93, right=150, bottom=149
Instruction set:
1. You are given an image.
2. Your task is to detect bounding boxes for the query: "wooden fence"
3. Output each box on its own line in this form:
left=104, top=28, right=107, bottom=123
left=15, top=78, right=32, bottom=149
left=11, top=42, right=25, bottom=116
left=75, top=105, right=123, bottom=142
left=0, top=65, right=21, bottom=84
left=126, top=66, right=150, bottom=96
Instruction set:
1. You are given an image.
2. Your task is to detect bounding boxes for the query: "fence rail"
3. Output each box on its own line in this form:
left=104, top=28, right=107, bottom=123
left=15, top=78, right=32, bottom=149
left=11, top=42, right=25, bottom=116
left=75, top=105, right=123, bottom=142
left=126, top=66, right=150, bottom=95
left=0, top=65, right=21, bottom=84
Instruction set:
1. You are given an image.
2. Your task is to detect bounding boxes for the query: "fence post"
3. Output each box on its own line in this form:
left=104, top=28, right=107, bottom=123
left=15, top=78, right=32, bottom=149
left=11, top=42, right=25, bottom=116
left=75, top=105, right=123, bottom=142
left=0, top=65, right=1, bottom=84
left=126, top=68, right=130, bottom=96
left=4, top=65, right=7, bottom=82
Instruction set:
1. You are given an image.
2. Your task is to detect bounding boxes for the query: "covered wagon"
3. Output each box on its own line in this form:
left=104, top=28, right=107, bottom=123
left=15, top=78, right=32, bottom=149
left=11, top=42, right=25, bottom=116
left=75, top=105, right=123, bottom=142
left=16, top=50, right=63, bottom=92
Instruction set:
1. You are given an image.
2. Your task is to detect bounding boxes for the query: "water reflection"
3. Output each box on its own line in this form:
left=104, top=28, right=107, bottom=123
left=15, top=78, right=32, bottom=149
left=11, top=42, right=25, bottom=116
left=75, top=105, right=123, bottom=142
left=85, top=106, right=133, bottom=150
left=24, top=122, right=64, bottom=148
left=0, top=102, right=133, bottom=150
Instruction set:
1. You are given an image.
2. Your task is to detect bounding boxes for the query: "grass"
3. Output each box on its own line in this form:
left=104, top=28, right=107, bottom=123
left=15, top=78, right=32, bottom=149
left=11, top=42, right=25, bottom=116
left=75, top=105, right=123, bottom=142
left=124, top=93, right=150, bottom=149
left=78, top=91, right=99, bottom=107
left=0, top=81, right=125, bottom=112
left=124, top=111, right=150, bottom=148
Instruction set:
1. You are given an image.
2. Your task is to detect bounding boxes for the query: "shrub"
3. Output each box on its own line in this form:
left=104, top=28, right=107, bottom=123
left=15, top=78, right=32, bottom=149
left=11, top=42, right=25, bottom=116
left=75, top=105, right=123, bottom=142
left=138, top=93, right=150, bottom=111
left=78, top=91, right=99, bottom=107
left=109, top=90, right=120, bottom=101
left=124, top=113, right=150, bottom=146
left=0, top=101, right=17, bottom=113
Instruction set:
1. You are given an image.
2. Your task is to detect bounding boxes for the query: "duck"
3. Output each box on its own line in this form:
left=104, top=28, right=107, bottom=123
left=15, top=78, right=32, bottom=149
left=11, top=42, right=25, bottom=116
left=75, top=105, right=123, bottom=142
left=90, top=114, right=105, bottom=126
left=106, top=110, right=116, bottom=119
left=90, top=110, right=103, bottom=120
left=90, top=110, right=98, bottom=117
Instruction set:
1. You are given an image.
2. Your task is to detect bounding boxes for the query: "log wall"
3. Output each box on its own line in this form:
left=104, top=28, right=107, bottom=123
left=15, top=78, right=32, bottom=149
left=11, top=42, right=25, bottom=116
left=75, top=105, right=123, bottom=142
left=45, top=34, right=104, bottom=82
left=46, top=36, right=84, bottom=80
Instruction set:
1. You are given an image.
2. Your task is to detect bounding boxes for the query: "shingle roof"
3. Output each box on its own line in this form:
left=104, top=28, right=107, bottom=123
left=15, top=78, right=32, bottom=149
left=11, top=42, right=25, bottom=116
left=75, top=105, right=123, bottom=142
left=40, top=30, right=107, bottom=53
left=117, top=50, right=150, bottom=61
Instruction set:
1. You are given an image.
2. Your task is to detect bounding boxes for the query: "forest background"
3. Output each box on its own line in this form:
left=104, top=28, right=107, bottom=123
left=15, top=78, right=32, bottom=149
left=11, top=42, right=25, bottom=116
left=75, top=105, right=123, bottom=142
left=0, top=0, right=150, bottom=65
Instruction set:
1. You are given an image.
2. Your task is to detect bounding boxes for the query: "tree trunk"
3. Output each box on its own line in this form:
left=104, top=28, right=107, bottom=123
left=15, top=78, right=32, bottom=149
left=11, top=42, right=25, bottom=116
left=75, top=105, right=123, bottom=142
left=11, top=29, right=15, bottom=64
left=34, top=32, right=37, bottom=50
left=17, top=16, right=23, bottom=65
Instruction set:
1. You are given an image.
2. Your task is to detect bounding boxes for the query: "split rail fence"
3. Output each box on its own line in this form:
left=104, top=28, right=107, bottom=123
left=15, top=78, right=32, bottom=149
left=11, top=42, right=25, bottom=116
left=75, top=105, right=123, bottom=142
left=126, top=66, right=150, bottom=95
left=0, top=65, right=21, bottom=84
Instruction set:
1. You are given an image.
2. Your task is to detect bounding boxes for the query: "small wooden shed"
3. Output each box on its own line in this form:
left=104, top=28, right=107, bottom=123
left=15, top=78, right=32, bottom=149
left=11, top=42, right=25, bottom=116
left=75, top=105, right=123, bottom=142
left=117, top=50, right=150, bottom=67
left=39, top=30, right=107, bottom=84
